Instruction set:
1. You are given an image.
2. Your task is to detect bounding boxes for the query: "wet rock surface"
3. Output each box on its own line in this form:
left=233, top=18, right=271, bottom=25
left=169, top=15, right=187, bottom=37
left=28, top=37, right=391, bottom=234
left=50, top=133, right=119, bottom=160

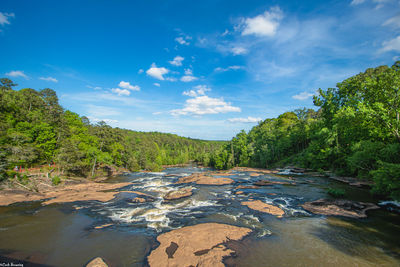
left=301, top=199, right=380, bottom=218
left=242, top=200, right=285, bottom=218
left=86, top=257, right=108, bottom=267
left=147, top=223, right=251, bottom=267
left=163, top=187, right=193, bottom=200
left=176, top=173, right=233, bottom=185
left=254, top=180, right=293, bottom=186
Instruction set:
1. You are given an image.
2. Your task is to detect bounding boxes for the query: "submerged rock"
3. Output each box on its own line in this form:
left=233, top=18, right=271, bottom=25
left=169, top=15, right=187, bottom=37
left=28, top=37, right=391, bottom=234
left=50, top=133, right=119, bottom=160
left=86, top=257, right=108, bottom=267
left=176, top=173, right=233, bottom=185
left=254, top=180, right=292, bottom=186
left=301, top=199, right=379, bottom=218
left=236, top=185, right=260, bottom=189
left=147, top=223, right=251, bottom=267
left=242, top=200, right=285, bottom=218
left=164, top=188, right=193, bottom=200
left=133, top=197, right=146, bottom=203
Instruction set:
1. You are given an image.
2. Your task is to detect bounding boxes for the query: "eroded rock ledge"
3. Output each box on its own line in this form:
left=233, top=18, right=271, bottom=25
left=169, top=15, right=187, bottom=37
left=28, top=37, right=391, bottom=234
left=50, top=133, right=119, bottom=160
left=176, top=173, right=233, bottom=185
left=301, top=199, right=379, bottom=218
left=0, top=182, right=132, bottom=206
left=147, top=223, right=251, bottom=267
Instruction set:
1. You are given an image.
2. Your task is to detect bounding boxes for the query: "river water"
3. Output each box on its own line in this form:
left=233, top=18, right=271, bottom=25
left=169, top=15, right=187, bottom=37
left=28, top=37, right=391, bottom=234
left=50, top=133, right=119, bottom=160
left=0, top=166, right=399, bottom=266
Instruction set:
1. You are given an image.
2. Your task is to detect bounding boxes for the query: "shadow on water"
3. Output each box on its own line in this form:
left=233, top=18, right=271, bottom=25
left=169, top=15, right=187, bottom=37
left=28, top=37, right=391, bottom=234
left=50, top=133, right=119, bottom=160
left=310, top=211, right=400, bottom=260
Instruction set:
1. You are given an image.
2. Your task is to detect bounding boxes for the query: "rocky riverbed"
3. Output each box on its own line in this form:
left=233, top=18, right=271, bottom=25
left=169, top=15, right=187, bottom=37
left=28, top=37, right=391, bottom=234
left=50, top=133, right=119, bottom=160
left=0, top=166, right=399, bottom=266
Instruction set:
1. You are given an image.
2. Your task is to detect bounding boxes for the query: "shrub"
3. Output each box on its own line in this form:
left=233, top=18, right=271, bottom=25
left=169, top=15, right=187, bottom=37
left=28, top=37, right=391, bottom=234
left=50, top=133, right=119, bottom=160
left=327, top=187, right=345, bottom=197
left=51, top=175, right=61, bottom=185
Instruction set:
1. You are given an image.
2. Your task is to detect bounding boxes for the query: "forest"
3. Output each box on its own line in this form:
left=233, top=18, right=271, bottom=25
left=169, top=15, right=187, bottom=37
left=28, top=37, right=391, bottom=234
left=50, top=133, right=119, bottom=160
left=1, top=62, right=399, bottom=200
left=0, top=79, right=222, bottom=179
left=210, top=62, right=400, bottom=200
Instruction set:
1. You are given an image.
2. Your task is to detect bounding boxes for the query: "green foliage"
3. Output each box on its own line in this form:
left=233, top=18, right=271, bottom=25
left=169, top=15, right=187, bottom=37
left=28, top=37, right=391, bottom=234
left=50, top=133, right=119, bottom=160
left=51, top=175, right=61, bottom=185
left=327, top=188, right=345, bottom=198
left=210, top=61, right=400, bottom=200
left=370, top=162, right=400, bottom=201
left=0, top=80, right=222, bottom=178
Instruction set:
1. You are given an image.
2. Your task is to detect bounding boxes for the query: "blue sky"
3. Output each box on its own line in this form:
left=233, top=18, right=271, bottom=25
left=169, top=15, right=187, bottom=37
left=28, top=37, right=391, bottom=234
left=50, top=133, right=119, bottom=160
left=1, top=0, right=399, bottom=140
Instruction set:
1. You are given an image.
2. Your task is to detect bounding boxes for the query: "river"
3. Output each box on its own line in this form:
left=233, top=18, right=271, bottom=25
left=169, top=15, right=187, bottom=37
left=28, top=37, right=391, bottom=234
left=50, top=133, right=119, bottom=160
left=0, top=166, right=399, bottom=266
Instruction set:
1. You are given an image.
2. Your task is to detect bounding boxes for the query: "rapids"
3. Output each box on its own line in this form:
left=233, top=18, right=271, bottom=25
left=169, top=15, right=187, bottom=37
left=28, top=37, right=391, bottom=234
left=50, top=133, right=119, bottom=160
left=0, top=165, right=399, bottom=266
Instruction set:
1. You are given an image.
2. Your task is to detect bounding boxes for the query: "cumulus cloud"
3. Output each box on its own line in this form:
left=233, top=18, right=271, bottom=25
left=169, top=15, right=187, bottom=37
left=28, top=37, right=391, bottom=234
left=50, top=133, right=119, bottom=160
left=183, top=85, right=211, bottom=97
left=111, top=88, right=130, bottom=96
left=227, top=116, right=262, bottom=123
left=231, top=46, right=248, bottom=55
left=138, top=69, right=144, bottom=74
left=172, top=86, right=240, bottom=116
left=5, top=70, right=28, bottom=79
left=0, top=12, right=15, bottom=26
left=169, top=56, right=184, bottom=66
left=214, top=65, right=243, bottom=72
left=292, top=91, right=315, bottom=100
left=119, top=81, right=140, bottom=91
left=180, top=69, right=198, bottom=82
left=380, top=36, right=400, bottom=53
left=39, top=76, right=58, bottom=82
left=146, top=63, right=169, bottom=80
left=240, top=6, right=283, bottom=37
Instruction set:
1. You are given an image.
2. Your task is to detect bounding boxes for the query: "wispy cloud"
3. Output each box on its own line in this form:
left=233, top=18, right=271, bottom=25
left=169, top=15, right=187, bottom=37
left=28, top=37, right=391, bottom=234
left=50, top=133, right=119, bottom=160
left=39, top=76, right=58, bottom=82
left=292, top=91, right=315, bottom=100
left=227, top=116, right=262, bottom=123
left=214, top=65, right=243, bottom=72
left=111, top=88, right=130, bottom=96
left=0, top=12, right=15, bottom=26
left=175, top=36, right=191, bottom=45
left=380, top=36, right=400, bottom=53
left=153, top=83, right=160, bottom=87
left=169, top=56, right=184, bottom=66
left=5, top=70, right=28, bottom=79
left=180, top=69, right=198, bottom=82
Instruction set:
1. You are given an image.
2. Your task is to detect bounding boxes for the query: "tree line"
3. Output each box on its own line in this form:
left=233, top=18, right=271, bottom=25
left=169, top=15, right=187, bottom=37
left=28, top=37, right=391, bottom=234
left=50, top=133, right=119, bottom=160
left=0, top=79, right=222, bottom=179
left=210, top=62, right=400, bottom=200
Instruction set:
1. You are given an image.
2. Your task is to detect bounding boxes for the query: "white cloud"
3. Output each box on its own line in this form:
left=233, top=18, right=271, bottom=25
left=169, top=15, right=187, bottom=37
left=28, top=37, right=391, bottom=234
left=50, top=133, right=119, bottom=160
left=351, top=0, right=365, bottom=5
left=175, top=37, right=190, bottom=45
left=88, top=117, right=119, bottom=125
left=146, top=63, right=169, bottom=80
left=166, top=77, right=177, bottom=82
left=39, top=76, right=58, bottom=82
left=183, top=85, right=211, bottom=97
left=214, top=65, right=243, bottom=72
left=231, top=46, right=248, bottom=55
left=292, top=91, right=315, bottom=100
left=152, top=111, right=162, bottom=115
left=383, top=14, right=400, bottom=29
left=227, top=116, right=262, bottom=123
left=138, top=69, right=144, bottom=74
left=380, top=36, right=400, bottom=53
left=0, top=12, right=14, bottom=26
left=172, top=87, right=240, bottom=116
left=111, top=88, right=130, bottom=96
left=119, top=81, right=140, bottom=91
left=180, top=68, right=198, bottom=82
left=5, top=70, right=28, bottom=79
left=169, top=56, right=184, bottom=66
left=86, top=85, right=102, bottom=90
left=240, top=6, right=283, bottom=37
left=153, top=83, right=160, bottom=87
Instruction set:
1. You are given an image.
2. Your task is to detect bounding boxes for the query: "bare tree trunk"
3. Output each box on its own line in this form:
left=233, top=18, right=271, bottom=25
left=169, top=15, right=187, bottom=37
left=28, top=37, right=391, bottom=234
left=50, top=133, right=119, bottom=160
left=91, top=157, right=97, bottom=178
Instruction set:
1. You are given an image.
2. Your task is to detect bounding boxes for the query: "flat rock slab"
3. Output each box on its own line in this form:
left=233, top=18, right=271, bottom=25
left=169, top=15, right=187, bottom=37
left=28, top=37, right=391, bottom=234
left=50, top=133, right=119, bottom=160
left=164, top=188, right=193, bottom=200
left=147, top=223, right=251, bottom=267
left=233, top=167, right=278, bottom=174
left=0, top=182, right=132, bottom=206
left=86, top=257, right=108, bottom=267
left=301, top=199, right=379, bottom=218
left=236, top=185, right=260, bottom=189
left=176, top=173, right=233, bottom=185
left=242, top=200, right=285, bottom=218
